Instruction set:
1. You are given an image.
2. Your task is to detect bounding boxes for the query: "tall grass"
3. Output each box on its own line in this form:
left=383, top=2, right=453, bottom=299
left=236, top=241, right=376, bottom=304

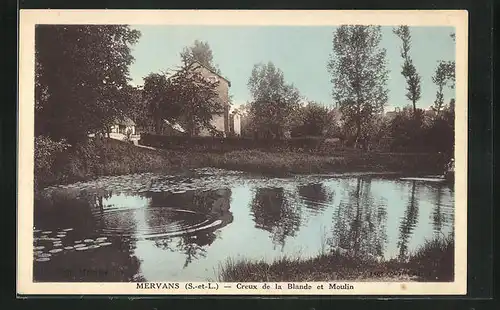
left=217, top=235, right=454, bottom=282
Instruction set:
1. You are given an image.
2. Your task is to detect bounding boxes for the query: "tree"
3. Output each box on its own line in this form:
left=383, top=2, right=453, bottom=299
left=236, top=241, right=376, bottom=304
left=389, top=106, right=426, bottom=152
left=180, top=40, right=221, bottom=74
left=291, top=101, right=330, bottom=137
left=165, top=60, right=224, bottom=136
left=123, top=85, right=148, bottom=129
left=327, top=26, right=389, bottom=149
left=247, top=62, right=302, bottom=139
left=393, top=26, right=422, bottom=116
left=432, top=61, right=455, bottom=115
left=142, top=73, right=177, bottom=134
left=432, top=32, right=456, bottom=116
left=35, top=25, right=141, bottom=143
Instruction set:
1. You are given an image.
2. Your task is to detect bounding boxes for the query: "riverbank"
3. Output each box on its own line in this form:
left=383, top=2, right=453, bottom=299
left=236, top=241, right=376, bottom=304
left=217, top=235, right=454, bottom=282
left=36, top=138, right=446, bottom=189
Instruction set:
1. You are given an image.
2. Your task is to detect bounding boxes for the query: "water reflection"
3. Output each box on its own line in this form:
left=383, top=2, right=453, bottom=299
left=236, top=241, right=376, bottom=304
left=34, top=171, right=455, bottom=282
left=331, top=178, right=388, bottom=259
left=250, top=187, right=301, bottom=250
left=33, top=192, right=143, bottom=282
left=397, top=180, right=420, bottom=260
left=147, top=189, right=233, bottom=268
left=297, top=183, right=331, bottom=214
left=431, top=184, right=450, bottom=236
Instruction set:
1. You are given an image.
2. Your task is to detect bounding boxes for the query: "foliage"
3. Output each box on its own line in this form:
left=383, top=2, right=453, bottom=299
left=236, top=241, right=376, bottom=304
left=180, top=40, right=221, bottom=74
left=34, top=135, right=71, bottom=188
left=166, top=60, right=224, bottom=136
left=122, top=85, right=147, bottom=128
left=393, top=26, right=422, bottom=115
left=327, top=26, right=389, bottom=148
left=142, top=73, right=179, bottom=133
left=361, top=113, right=391, bottom=151
left=291, top=102, right=331, bottom=137
left=424, top=103, right=455, bottom=155
left=35, top=25, right=141, bottom=143
left=388, top=106, right=426, bottom=152
left=217, top=234, right=453, bottom=282
left=247, top=62, right=302, bottom=139
left=432, top=61, right=455, bottom=115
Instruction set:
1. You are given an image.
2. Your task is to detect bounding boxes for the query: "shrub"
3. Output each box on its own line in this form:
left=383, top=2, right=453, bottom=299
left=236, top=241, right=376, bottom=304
left=139, top=133, right=328, bottom=153
left=34, top=135, right=71, bottom=188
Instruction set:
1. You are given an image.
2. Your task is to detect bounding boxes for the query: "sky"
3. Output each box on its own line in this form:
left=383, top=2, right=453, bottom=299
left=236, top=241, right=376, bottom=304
left=128, top=25, right=455, bottom=111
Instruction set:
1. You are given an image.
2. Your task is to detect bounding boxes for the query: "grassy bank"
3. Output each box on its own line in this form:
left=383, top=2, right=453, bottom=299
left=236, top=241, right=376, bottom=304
left=36, top=137, right=446, bottom=189
left=210, top=149, right=445, bottom=176
left=217, top=235, right=454, bottom=282
left=35, top=138, right=210, bottom=188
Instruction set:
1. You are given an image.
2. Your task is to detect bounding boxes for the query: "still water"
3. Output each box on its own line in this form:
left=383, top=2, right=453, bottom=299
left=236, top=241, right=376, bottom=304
left=33, top=168, right=454, bottom=282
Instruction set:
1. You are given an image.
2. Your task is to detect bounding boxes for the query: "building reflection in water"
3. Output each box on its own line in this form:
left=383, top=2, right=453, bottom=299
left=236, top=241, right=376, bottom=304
left=331, top=178, right=388, bottom=259
left=250, top=187, right=302, bottom=250
left=145, top=188, right=233, bottom=268
left=297, top=183, right=331, bottom=215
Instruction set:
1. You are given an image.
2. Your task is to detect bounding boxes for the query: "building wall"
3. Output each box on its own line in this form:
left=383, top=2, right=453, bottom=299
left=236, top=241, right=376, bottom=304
left=191, top=63, right=230, bottom=136
left=110, top=124, right=136, bottom=135
left=198, top=114, right=226, bottom=137
left=233, top=114, right=241, bottom=136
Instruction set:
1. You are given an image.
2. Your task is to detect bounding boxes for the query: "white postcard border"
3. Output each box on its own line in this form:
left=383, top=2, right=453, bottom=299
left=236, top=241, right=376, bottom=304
left=18, top=9, right=468, bottom=296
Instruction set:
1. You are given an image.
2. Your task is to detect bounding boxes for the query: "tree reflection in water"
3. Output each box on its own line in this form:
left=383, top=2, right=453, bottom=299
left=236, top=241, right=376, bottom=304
left=148, top=189, right=233, bottom=268
left=431, top=184, right=447, bottom=236
left=331, top=178, right=387, bottom=259
left=33, top=190, right=144, bottom=282
left=397, top=180, right=420, bottom=260
left=250, top=187, right=302, bottom=250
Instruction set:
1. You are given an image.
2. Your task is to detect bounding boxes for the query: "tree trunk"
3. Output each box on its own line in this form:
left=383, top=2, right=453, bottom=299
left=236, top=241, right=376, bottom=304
left=355, top=120, right=362, bottom=149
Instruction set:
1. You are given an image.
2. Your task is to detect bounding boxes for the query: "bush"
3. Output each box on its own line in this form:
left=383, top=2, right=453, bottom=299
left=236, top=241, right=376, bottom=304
left=34, top=135, right=71, bottom=188
left=139, top=134, right=329, bottom=153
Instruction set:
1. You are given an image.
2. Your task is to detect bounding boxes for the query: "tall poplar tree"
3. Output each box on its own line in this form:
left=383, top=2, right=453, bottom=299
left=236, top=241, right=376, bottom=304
left=393, top=26, right=422, bottom=116
left=327, top=26, right=389, bottom=148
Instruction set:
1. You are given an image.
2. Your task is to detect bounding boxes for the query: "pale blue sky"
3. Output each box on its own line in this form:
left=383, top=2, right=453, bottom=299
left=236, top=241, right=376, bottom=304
left=129, top=25, right=455, bottom=111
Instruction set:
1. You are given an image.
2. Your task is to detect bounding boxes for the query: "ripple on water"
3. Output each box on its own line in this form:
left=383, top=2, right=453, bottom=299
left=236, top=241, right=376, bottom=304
left=92, top=207, right=225, bottom=239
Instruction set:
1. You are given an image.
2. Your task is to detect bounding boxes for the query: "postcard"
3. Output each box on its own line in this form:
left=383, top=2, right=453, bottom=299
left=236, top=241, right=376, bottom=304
left=18, top=9, right=468, bottom=295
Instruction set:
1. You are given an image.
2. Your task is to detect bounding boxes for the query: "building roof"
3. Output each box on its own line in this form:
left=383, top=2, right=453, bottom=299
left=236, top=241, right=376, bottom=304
left=114, top=116, right=136, bottom=126
left=187, top=60, right=232, bottom=87
left=164, top=120, right=186, bottom=133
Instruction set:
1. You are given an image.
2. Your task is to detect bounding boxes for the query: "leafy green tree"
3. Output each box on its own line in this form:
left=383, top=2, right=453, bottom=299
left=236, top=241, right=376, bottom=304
left=432, top=32, right=456, bottom=115
left=389, top=106, right=426, bottom=152
left=180, top=40, right=221, bottom=74
left=393, top=26, right=422, bottom=116
left=142, top=73, right=177, bottom=134
left=327, top=26, right=389, bottom=149
left=291, top=101, right=330, bottom=137
left=247, top=62, right=302, bottom=139
left=432, top=61, right=455, bottom=115
left=166, top=60, right=224, bottom=136
left=123, top=85, right=148, bottom=129
left=35, top=25, right=141, bottom=143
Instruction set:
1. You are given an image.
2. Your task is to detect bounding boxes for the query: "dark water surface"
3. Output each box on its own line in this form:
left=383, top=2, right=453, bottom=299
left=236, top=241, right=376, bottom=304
left=33, top=168, right=454, bottom=282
